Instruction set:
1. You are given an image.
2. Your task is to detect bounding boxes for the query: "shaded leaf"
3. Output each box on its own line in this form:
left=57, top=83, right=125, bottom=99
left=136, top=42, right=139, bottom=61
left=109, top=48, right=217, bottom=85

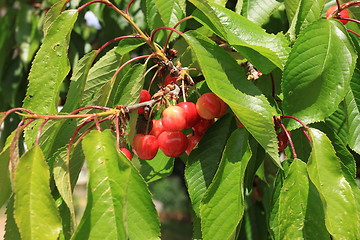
left=139, top=150, right=174, bottom=183
left=307, top=128, right=360, bottom=239
left=0, top=148, right=11, bottom=208
left=200, top=128, right=252, bottom=240
left=14, top=146, right=62, bottom=240
left=4, top=196, right=21, bottom=240
left=190, top=0, right=290, bottom=72
left=183, top=30, right=281, bottom=167
left=241, top=0, right=283, bottom=26
left=283, top=20, right=357, bottom=130
left=185, top=114, right=235, bottom=216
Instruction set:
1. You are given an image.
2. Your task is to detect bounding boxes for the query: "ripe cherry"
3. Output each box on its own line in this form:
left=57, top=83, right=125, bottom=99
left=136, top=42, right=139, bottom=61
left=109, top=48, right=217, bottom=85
left=119, top=148, right=132, bottom=160
left=177, top=102, right=200, bottom=128
left=158, top=131, right=188, bottom=157
left=164, top=74, right=178, bottom=86
left=326, top=5, right=350, bottom=25
left=161, top=106, right=187, bottom=131
left=185, top=135, right=201, bottom=155
left=138, top=89, right=151, bottom=114
left=192, top=118, right=214, bottom=136
left=277, top=131, right=290, bottom=151
left=196, top=93, right=227, bottom=120
left=149, top=119, right=166, bottom=138
left=132, top=134, right=159, bottom=160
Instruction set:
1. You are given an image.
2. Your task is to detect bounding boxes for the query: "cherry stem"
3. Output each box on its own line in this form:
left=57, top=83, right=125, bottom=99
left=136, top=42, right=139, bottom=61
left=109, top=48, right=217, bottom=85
left=280, top=123, right=297, bottom=159
left=338, top=17, right=360, bottom=25
left=301, top=128, right=311, bottom=143
left=97, top=35, right=140, bottom=54
left=36, top=118, right=50, bottom=145
left=74, top=116, right=112, bottom=146
left=125, top=0, right=136, bottom=15
left=281, top=115, right=309, bottom=130
left=163, top=16, right=193, bottom=52
left=68, top=118, right=94, bottom=155
left=150, top=27, right=183, bottom=42
left=94, top=115, right=102, bottom=131
left=115, top=116, right=121, bottom=150
left=113, top=54, right=152, bottom=81
left=68, top=106, right=111, bottom=115
left=347, top=29, right=360, bottom=37
left=148, top=68, right=160, bottom=92
left=78, top=0, right=112, bottom=12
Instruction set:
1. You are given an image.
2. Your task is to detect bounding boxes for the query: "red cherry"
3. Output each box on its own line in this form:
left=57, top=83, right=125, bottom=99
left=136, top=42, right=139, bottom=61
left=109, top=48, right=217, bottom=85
left=277, top=131, right=290, bottom=151
left=164, top=74, right=178, bottom=86
left=158, top=131, right=188, bottom=157
left=132, top=134, right=159, bottom=160
left=196, top=93, right=227, bottom=120
left=149, top=119, right=166, bottom=138
left=177, top=102, right=200, bottom=128
left=192, top=118, right=214, bottom=136
left=119, top=148, right=132, bottom=160
left=235, top=116, right=244, bottom=128
left=326, top=5, right=350, bottom=25
left=138, top=89, right=151, bottom=114
left=186, top=135, right=201, bottom=155
left=161, top=106, right=187, bottom=131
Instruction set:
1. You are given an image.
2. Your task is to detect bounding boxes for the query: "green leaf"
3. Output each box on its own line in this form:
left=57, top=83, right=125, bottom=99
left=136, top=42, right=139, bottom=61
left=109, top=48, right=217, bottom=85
left=115, top=38, right=145, bottom=55
left=307, top=128, right=360, bottom=239
left=200, top=128, right=252, bottom=240
left=139, top=151, right=174, bottom=183
left=151, top=0, right=185, bottom=29
left=23, top=10, right=78, bottom=114
left=325, top=102, right=348, bottom=146
left=190, top=0, right=290, bottom=72
left=285, top=0, right=325, bottom=40
left=345, top=68, right=360, bottom=154
left=43, top=0, right=69, bottom=35
left=62, top=50, right=97, bottom=112
left=14, top=146, right=62, bottom=240
left=283, top=20, right=357, bottom=130
left=0, top=148, right=11, bottom=208
left=183, top=30, right=281, bottom=167
left=185, top=114, right=235, bottom=216
left=74, top=130, right=160, bottom=240
left=241, top=0, right=283, bottom=26
left=114, top=63, right=146, bottom=106
left=4, top=196, right=21, bottom=240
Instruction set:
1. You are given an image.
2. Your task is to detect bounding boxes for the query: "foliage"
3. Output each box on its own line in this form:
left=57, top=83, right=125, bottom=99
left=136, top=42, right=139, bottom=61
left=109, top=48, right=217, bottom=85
left=1, top=0, right=360, bottom=239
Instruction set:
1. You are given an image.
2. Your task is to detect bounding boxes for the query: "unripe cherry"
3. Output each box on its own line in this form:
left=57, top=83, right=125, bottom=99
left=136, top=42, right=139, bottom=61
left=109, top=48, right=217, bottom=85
left=158, top=131, right=188, bottom=157
left=161, top=106, right=187, bottom=131
left=177, top=102, right=200, bottom=128
left=132, top=134, right=159, bottom=160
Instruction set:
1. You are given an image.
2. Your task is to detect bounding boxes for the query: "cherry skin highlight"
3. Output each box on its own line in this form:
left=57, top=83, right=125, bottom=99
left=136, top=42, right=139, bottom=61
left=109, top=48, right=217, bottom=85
left=326, top=5, right=350, bottom=25
left=161, top=105, right=187, bottom=131
left=177, top=102, right=200, bottom=128
left=132, top=133, right=159, bottom=160
left=138, top=89, right=151, bottom=114
left=196, top=93, right=227, bottom=120
left=119, top=148, right=133, bottom=160
left=149, top=119, right=166, bottom=138
left=158, top=131, right=188, bottom=157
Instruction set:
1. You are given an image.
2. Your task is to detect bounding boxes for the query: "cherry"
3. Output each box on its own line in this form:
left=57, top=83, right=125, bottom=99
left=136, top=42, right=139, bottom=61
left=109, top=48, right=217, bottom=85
left=119, top=148, right=132, bottom=160
left=326, top=5, right=350, bottom=25
left=196, top=93, right=227, bottom=120
left=235, top=116, right=244, bottom=128
left=164, top=74, right=178, bottom=86
left=149, top=119, right=166, bottom=138
left=177, top=102, right=200, bottom=128
left=161, top=106, right=187, bottom=131
left=185, top=135, right=201, bottom=155
left=158, top=131, right=188, bottom=157
left=138, top=89, right=151, bottom=114
left=132, top=133, right=159, bottom=160
left=277, top=131, right=290, bottom=151
left=192, top=118, right=214, bottom=136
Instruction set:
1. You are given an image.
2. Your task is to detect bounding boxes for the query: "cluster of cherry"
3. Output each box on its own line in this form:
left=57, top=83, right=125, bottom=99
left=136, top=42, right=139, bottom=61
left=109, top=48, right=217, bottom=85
left=129, top=91, right=227, bottom=160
